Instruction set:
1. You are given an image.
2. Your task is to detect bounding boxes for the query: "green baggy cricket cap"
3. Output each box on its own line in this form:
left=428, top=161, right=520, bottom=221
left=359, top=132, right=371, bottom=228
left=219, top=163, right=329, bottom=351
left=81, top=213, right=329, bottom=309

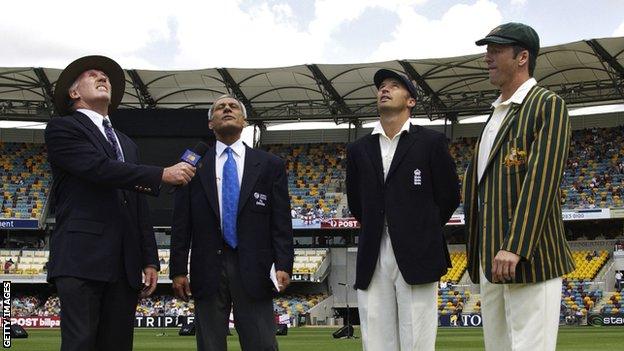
left=475, top=22, right=540, bottom=56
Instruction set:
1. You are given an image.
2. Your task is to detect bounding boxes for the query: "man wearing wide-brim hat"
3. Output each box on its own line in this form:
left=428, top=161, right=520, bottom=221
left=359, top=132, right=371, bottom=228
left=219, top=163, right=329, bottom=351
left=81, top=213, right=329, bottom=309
left=462, top=23, right=575, bottom=351
left=45, top=55, right=196, bottom=351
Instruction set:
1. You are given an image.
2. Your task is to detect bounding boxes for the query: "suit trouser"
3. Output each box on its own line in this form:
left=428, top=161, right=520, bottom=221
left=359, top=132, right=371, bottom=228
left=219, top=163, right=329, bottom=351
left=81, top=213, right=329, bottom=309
left=357, top=229, right=438, bottom=351
left=194, top=246, right=278, bottom=351
left=55, top=275, right=138, bottom=351
left=479, top=264, right=561, bottom=351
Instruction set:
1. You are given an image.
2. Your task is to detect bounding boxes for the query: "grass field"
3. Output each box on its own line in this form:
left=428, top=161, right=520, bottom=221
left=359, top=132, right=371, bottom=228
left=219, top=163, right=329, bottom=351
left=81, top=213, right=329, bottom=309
left=6, top=326, right=624, bottom=350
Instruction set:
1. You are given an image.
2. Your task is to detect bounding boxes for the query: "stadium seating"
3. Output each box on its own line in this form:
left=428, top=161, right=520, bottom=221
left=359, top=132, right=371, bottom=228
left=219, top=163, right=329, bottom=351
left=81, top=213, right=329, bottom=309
left=263, top=143, right=346, bottom=218
left=11, top=295, right=42, bottom=317
left=0, top=142, right=51, bottom=220
left=13, top=292, right=328, bottom=318
left=561, top=278, right=604, bottom=320
left=2, top=126, right=624, bottom=225
left=437, top=287, right=470, bottom=316
left=1, top=249, right=48, bottom=274
left=563, top=250, right=609, bottom=280
left=157, top=249, right=170, bottom=276
left=135, top=295, right=195, bottom=317
left=292, top=249, right=328, bottom=275
left=273, top=293, right=329, bottom=317
left=440, top=252, right=467, bottom=283
left=600, top=291, right=623, bottom=315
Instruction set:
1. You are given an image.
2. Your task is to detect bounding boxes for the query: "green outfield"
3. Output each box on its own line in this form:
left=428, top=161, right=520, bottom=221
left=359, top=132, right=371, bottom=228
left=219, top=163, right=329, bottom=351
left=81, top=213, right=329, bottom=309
left=6, top=327, right=624, bottom=350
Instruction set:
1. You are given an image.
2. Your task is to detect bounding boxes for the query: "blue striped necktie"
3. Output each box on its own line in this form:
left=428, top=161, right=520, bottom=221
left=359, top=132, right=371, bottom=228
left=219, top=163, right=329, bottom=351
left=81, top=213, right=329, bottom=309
left=222, top=147, right=239, bottom=248
left=102, top=118, right=124, bottom=161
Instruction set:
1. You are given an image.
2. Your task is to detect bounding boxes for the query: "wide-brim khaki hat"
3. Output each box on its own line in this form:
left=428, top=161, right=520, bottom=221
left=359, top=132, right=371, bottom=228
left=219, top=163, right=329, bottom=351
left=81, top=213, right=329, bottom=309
left=53, top=55, right=125, bottom=116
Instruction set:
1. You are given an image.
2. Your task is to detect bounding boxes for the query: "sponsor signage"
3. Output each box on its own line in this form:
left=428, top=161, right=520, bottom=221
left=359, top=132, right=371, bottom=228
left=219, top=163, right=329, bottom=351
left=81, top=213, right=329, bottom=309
left=320, top=218, right=360, bottom=229
left=0, top=316, right=60, bottom=328
left=3, top=314, right=292, bottom=329
left=588, top=313, right=624, bottom=326
left=135, top=315, right=195, bottom=328
left=292, top=207, right=618, bottom=230
left=610, top=208, right=624, bottom=219
left=0, top=219, right=39, bottom=230
left=561, top=208, right=610, bottom=221
left=439, top=313, right=482, bottom=327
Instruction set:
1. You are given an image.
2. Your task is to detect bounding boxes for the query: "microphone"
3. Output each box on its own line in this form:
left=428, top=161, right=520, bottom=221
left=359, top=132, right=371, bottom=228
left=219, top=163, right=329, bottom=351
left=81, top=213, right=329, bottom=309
left=180, top=142, right=209, bottom=167
left=168, top=142, right=209, bottom=194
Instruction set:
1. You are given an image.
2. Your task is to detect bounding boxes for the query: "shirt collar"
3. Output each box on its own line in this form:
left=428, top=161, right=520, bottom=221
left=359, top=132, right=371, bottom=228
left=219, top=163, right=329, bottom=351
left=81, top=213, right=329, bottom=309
left=77, top=108, right=110, bottom=127
left=491, top=77, right=537, bottom=108
left=216, top=138, right=245, bottom=157
left=371, top=118, right=411, bottom=139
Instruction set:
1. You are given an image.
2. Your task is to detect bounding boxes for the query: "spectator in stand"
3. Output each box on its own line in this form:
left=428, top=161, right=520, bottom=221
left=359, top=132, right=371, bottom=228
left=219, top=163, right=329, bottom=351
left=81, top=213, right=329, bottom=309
left=615, top=271, right=623, bottom=292
left=4, top=258, right=13, bottom=274
left=456, top=298, right=464, bottom=321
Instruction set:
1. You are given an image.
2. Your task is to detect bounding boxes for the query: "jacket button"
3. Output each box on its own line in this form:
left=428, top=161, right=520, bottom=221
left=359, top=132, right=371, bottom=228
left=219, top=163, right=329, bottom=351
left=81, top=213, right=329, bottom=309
left=123, top=200, right=128, bottom=204
left=380, top=209, right=384, bottom=215
left=216, top=249, right=223, bottom=255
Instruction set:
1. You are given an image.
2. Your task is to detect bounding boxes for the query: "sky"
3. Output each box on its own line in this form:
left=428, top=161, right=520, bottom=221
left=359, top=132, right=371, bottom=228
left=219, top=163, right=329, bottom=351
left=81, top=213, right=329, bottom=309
left=1, top=0, right=623, bottom=70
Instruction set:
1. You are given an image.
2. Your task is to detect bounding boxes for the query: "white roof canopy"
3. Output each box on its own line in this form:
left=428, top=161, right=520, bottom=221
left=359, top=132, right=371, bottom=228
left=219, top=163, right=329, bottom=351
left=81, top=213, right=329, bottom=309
left=1, top=37, right=622, bottom=124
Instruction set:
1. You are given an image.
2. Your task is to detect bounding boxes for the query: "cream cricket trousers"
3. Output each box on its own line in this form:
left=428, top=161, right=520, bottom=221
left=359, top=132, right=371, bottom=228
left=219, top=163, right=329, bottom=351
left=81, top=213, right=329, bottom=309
left=357, top=230, right=438, bottom=351
left=479, top=264, right=561, bottom=351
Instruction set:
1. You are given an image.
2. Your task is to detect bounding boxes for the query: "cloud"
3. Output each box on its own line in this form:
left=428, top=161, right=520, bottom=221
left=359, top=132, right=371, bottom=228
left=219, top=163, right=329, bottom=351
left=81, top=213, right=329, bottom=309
left=614, top=21, right=624, bottom=36
left=368, top=0, right=502, bottom=61
left=510, top=0, right=527, bottom=6
left=0, top=0, right=500, bottom=70
left=0, top=0, right=172, bottom=69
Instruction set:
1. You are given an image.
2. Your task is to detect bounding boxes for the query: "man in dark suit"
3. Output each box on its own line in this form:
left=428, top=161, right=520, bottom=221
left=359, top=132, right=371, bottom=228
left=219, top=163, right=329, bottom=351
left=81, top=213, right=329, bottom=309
left=170, top=94, right=293, bottom=351
left=45, top=55, right=196, bottom=351
left=463, top=23, right=574, bottom=350
left=346, top=69, right=460, bottom=350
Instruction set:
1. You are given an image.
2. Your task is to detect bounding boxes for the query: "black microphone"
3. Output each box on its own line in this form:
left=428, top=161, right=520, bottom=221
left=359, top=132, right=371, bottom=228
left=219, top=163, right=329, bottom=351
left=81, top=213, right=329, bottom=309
left=168, top=141, right=209, bottom=194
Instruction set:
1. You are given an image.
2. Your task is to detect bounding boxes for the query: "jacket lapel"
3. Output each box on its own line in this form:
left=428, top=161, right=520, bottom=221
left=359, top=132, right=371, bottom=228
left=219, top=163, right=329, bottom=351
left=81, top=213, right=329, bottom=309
left=363, top=134, right=384, bottom=185
left=72, top=112, right=117, bottom=159
left=238, top=146, right=262, bottom=213
left=198, top=148, right=220, bottom=217
left=385, top=124, right=419, bottom=183
left=116, top=132, right=134, bottom=163
left=478, top=103, right=521, bottom=184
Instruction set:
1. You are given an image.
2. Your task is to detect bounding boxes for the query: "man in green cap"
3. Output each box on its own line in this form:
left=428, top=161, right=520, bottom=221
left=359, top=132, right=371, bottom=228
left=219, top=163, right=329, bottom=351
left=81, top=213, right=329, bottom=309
left=462, top=23, right=575, bottom=350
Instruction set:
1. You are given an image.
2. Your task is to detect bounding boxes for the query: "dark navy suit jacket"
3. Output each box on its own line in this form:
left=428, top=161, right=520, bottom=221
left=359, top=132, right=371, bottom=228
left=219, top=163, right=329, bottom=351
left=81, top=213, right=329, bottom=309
left=346, top=124, right=460, bottom=290
left=170, top=144, right=294, bottom=300
left=45, top=111, right=161, bottom=289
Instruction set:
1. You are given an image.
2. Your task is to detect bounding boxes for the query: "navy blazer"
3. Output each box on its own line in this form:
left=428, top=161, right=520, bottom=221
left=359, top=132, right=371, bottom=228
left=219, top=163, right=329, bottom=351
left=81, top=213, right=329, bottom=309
left=169, top=145, right=294, bottom=301
left=45, top=111, right=162, bottom=289
left=346, top=124, right=460, bottom=289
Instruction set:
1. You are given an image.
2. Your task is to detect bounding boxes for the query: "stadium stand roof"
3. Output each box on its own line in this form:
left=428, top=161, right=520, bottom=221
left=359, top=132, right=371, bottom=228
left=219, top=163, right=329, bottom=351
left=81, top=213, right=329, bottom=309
left=0, top=37, right=622, bottom=125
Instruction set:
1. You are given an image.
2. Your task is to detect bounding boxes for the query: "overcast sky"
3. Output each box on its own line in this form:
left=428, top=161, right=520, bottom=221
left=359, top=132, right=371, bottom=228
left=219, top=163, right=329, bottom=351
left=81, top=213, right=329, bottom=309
left=1, top=0, right=623, bottom=70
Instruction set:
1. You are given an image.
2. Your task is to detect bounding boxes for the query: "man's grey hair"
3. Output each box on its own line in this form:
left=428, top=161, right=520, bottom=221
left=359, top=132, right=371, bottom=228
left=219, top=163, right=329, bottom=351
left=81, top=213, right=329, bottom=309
left=67, top=77, right=82, bottom=111
left=208, top=94, right=247, bottom=120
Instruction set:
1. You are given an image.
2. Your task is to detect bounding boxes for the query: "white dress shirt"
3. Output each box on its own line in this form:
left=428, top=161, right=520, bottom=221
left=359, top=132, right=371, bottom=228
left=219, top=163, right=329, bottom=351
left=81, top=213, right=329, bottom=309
left=477, top=78, right=536, bottom=182
left=215, top=139, right=246, bottom=227
left=371, top=118, right=412, bottom=181
left=77, top=108, right=125, bottom=161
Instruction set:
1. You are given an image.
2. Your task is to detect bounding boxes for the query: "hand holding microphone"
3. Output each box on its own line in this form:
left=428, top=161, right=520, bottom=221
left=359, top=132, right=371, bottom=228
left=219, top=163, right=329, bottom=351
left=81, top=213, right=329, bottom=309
left=162, top=142, right=209, bottom=189
left=162, top=162, right=196, bottom=186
